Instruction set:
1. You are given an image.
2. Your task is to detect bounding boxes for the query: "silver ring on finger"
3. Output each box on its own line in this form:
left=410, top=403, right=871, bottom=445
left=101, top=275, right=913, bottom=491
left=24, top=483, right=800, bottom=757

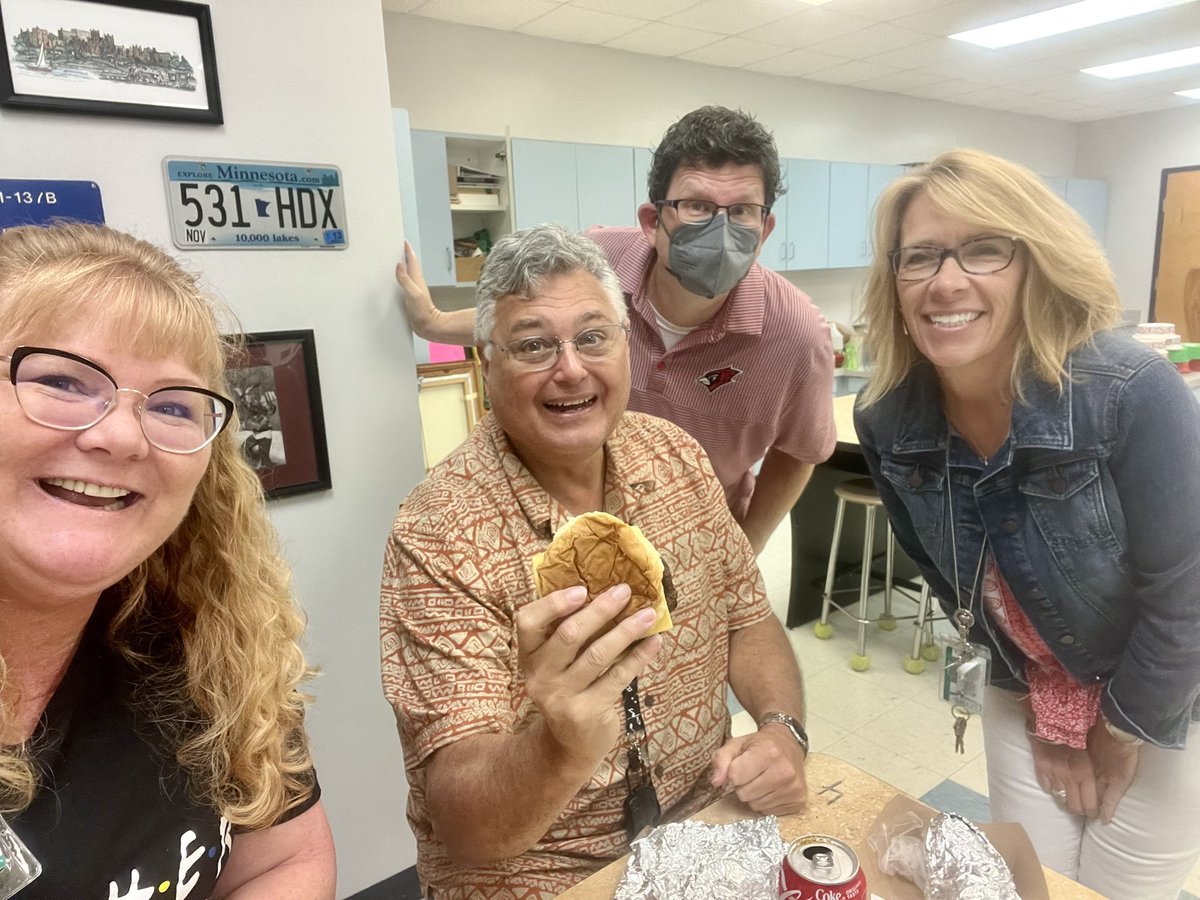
left=1051, top=787, right=1067, bottom=802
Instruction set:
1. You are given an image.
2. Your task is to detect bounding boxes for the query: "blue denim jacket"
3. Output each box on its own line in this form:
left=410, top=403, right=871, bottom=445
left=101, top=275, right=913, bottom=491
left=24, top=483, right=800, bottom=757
left=855, top=331, right=1200, bottom=748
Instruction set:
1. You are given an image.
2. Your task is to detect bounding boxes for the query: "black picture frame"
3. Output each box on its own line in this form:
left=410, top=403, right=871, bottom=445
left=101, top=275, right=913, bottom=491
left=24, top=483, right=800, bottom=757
left=0, top=0, right=222, bottom=124
left=226, top=329, right=332, bottom=501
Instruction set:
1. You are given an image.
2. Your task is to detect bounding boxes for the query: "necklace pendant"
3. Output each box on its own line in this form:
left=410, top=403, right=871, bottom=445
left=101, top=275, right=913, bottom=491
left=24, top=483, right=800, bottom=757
left=953, top=608, right=975, bottom=631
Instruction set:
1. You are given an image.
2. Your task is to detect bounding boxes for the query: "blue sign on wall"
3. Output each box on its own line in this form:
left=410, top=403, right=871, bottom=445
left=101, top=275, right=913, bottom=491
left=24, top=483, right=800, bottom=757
left=0, top=180, right=105, bottom=231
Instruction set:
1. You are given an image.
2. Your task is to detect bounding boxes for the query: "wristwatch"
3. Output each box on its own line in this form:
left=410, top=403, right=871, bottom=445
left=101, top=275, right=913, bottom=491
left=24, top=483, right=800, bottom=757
left=758, top=711, right=809, bottom=755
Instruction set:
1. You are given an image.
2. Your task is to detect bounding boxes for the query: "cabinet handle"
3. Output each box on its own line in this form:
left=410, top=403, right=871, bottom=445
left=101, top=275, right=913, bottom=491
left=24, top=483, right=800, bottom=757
left=446, top=247, right=452, bottom=273
left=789, top=241, right=795, bottom=260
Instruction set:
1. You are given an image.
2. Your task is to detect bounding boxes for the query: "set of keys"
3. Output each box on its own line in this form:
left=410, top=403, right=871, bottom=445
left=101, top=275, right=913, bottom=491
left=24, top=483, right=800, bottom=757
left=941, top=608, right=991, bottom=754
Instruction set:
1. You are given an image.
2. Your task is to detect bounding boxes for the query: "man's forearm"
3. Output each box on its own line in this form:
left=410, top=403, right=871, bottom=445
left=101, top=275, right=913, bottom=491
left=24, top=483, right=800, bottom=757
left=424, top=718, right=604, bottom=867
left=728, top=616, right=805, bottom=725
left=410, top=305, right=476, bottom=346
left=741, top=451, right=815, bottom=554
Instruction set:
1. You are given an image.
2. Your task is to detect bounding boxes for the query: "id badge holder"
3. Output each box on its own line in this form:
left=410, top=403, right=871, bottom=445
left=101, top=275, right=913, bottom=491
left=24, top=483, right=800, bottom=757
left=940, top=641, right=992, bottom=716
left=0, top=814, right=41, bottom=899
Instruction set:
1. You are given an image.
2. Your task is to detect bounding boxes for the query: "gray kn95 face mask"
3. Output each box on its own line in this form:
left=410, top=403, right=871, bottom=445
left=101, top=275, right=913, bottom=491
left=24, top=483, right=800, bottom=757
left=665, top=216, right=760, bottom=300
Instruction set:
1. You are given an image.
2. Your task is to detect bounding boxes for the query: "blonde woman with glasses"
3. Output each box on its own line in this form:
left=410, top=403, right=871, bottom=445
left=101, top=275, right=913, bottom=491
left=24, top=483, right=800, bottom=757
left=853, top=149, right=1200, bottom=899
left=0, top=223, right=334, bottom=898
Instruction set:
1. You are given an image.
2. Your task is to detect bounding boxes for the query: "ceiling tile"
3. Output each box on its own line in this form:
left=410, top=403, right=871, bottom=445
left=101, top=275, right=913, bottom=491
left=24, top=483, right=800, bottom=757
left=382, top=0, right=427, bottom=13
left=744, top=47, right=850, bottom=77
left=854, top=69, right=946, bottom=92
left=902, top=77, right=986, bottom=99
left=865, top=37, right=981, bottom=69
left=815, top=0, right=953, bottom=22
left=569, top=0, right=699, bottom=20
left=739, top=6, right=878, bottom=48
left=677, top=36, right=791, bottom=67
left=385, top=0, right=1200, bottom=123
left=806, top=22, right=930, bottom=58
left=604, top=21, right=722, bottom=56
left=889, top=0, right=1033, bottom=38
left=664, top=0, right=802, bottom=36
left=517, top=4, right=645, bottom=42
left=412, top=0, right=559, bottom=29
left=803, top=59, right=902, bottom=84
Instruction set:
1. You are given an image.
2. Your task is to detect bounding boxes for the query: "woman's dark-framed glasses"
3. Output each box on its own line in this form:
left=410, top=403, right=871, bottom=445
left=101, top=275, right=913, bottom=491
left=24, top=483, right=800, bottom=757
left=2, top=346, right=234, bottom=454
left=889, top=235, right=1020, bottom=282
left=656, top=199, right=770, bottom=229
left=492, top=322, right=629, bottom=372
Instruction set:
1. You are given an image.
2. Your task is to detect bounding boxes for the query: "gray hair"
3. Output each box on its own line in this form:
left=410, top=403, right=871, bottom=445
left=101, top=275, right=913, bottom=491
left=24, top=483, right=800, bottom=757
left=474, top=223, right=626, bottom=348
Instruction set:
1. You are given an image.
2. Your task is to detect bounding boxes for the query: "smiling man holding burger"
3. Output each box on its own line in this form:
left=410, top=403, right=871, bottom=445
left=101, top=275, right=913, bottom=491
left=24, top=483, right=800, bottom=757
left=380, top=223, right=809, bottom=899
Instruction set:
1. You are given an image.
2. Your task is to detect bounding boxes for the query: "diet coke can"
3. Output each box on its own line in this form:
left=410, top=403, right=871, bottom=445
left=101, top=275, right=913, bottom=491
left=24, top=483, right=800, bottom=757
left=778, top=834, right=867, bottom=900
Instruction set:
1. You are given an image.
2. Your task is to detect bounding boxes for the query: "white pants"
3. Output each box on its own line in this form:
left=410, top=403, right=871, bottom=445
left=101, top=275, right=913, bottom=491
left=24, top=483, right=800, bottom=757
left=982, top=687, right=1200, bottom=900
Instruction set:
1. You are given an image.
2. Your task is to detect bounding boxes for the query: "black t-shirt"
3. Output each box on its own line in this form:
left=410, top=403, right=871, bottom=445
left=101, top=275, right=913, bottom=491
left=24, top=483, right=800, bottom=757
left=9, top=613, right=319, bottom=898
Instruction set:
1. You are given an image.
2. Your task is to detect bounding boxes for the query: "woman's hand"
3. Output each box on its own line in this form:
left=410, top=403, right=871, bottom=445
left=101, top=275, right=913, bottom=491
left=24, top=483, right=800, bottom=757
left=1087, top=718, right=1141, bottom=824
left=1029, top=730, right=1101, bottom=819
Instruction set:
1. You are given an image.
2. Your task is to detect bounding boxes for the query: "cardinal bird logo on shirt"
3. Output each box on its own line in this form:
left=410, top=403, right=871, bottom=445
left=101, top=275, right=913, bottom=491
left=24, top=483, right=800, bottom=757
left=697, top=366, right=742, bottom=392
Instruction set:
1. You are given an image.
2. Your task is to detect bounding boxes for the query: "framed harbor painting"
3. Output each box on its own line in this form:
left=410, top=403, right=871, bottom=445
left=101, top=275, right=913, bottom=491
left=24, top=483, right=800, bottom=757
left=0, top=0, right=222, bottom=123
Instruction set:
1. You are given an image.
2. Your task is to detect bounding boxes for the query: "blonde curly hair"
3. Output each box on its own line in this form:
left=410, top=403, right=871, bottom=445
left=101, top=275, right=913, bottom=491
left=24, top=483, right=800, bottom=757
left=858, top=148, right=1122, bottom=406
left=0, top=222, right=315, bottom=828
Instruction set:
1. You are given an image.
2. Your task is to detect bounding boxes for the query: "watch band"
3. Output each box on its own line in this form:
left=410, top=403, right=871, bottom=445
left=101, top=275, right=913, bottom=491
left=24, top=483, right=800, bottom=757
left=1103, top=717, right=1145, bottom=746
left=758, top=711, right=809, bottom=754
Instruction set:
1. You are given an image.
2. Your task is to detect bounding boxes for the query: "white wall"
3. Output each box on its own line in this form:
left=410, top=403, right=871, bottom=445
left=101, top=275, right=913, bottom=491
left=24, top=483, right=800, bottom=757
left=1, top=1, right=421, bottom=895
left=383, top=13, right=1084, bottom=327
left=1076, top=105, right=1200, bottom=317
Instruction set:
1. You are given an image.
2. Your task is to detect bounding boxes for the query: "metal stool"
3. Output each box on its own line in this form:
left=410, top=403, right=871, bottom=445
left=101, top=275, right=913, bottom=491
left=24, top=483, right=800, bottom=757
left=903, top=582, right=943, bottom=675
left=812, top=478, right=930, bottom=672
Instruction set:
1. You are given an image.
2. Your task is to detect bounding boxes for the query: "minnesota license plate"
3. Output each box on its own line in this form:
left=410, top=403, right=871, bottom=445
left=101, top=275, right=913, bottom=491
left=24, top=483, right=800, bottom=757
left=163, top=158, right=347, bottom=250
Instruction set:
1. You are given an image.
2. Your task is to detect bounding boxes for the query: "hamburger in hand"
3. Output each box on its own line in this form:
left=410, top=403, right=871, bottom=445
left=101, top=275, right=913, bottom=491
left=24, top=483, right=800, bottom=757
left=532, top=512, right=675, bottom=637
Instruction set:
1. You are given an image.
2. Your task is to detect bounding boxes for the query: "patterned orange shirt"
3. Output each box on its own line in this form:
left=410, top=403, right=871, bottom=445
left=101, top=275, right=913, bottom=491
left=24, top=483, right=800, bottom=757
left=380, top=411, right=772, bottom=899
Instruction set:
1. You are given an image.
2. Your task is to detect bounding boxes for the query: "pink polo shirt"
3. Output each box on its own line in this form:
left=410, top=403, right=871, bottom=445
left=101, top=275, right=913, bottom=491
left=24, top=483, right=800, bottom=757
left=588, top=226, right=836, bottom=521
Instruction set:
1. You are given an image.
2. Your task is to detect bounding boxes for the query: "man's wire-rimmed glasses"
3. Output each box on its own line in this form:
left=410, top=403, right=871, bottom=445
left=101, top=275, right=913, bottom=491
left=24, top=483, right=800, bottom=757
left=655, top=199, right=770, bottom=229
left=491, top=322, right=630, bottom=372
left=889, top=235, right=1020, bottom=282
left=2, top=345, right=234, bottom=454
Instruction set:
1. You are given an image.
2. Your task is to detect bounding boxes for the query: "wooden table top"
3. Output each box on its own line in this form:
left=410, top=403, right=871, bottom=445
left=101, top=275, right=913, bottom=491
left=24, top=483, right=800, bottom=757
left=557, top=753, right=1102, bottom=898
left=833, top=391, right=860, bottom=449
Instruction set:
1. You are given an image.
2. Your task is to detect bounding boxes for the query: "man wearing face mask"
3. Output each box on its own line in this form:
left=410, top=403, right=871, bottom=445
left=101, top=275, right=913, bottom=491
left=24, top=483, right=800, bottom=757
left=396, top=107, right=835, bottom=553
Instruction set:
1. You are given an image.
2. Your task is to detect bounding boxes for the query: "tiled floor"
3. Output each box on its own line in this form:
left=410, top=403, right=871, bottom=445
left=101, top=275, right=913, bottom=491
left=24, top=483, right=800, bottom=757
left=739, top=516, right=1200, bottom=900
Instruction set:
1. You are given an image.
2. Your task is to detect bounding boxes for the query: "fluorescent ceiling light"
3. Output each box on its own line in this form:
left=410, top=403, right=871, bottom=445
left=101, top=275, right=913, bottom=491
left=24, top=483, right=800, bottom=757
left=1177, top=87, right=1200, bottom=98
left=950, top=0, right=1196, bottom=49
left=1083, top=45, right=1200, bottom=78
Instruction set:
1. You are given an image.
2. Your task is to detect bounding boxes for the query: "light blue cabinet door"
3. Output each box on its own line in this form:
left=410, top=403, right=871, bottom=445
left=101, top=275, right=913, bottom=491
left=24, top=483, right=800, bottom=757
left=787, top=159, right=830, bottom=270
left=1065, top=178, right=1108, bottom=245
left=1042, top=175, right=1068, bottom=198
left=828, top=162, right=870, bottom=268
left=760, top=159, right=789, bottom=271
left=633, top=147, right=652, bottom=208
left=865, top=163, right=905, bottom=265
left=511, top=138, right=579, bottom=231
left=577, top=144, right=636, bottom=230
left=410, top=129, right=456, bottom=287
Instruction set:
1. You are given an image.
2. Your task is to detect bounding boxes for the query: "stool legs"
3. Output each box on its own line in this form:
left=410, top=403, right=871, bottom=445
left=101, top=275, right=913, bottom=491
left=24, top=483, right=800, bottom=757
left=849, top=507, right=876, bottom=670
left=813, top=497, right=847, bottom=640
left=877, top=526, right=898, bottom=631
left=902, top=583, right=941, bottom=674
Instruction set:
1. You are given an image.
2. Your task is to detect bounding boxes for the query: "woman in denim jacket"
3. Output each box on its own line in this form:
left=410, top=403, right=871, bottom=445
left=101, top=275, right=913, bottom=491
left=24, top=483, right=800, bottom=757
left=854, top=149, right=1200, bottom=899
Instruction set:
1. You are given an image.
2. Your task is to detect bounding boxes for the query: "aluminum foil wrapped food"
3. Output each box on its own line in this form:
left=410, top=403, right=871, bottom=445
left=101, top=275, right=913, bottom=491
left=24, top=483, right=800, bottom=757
left=614, top=817, right=786, bottom=900
left=924, top=812, right=1019, bottom=899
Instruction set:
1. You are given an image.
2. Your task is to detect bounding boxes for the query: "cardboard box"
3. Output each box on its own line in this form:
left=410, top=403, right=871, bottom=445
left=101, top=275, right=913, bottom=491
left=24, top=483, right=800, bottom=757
left=455, top=255, right=484, bottom=282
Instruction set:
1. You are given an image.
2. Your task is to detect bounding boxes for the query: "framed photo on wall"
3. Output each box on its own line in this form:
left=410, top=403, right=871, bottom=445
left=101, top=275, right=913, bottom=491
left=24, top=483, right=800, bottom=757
left=1150, top=164, right=1200, bottom=342
left=0, top=0, right=222, bottom=123
left=226, top=329, right=332, bottom=501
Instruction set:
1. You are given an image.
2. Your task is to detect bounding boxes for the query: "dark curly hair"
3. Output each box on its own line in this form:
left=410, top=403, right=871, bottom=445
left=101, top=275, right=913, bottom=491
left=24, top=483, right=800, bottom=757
left=647, top=106, right=784, bottom=208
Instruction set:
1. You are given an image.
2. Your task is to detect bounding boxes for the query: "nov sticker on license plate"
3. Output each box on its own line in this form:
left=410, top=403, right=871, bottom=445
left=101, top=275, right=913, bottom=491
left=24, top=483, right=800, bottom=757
left=163, top=158, right=347, bottom=250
